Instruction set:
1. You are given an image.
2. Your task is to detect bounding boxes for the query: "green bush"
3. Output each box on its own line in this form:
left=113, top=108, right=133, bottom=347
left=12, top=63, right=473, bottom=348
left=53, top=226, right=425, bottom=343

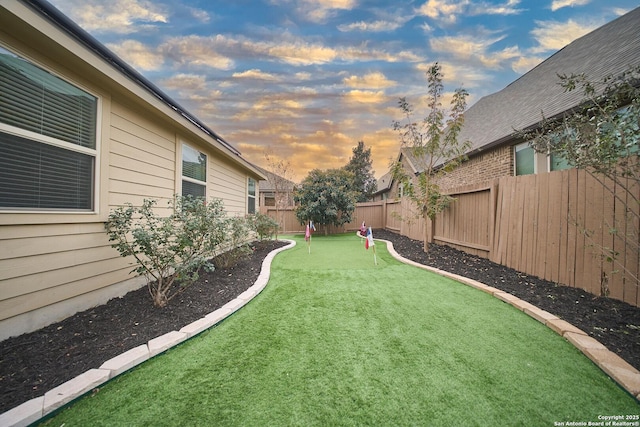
left=213, top=215, right=252, bottom=269
left=248, top=212, right=279, bottom=241
left=105, top=196, right=227, bottom=307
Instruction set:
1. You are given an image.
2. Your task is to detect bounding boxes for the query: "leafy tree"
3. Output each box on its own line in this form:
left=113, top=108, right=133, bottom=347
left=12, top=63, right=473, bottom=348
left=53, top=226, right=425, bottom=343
left=105, top=196, right=228, bottom=307
left=344, top=141, right=377, bottom=202
left=391, top=62, right=470, bottom=251
left=294, top=168, right=358, bottom=235
left=522, top=66, right=640, bottom=290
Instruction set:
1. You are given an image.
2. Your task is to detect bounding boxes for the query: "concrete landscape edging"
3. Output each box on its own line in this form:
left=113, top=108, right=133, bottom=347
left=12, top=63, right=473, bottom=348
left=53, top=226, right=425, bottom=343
left=379, top=238, right=640, bottom=402
left=0, top=239, right=296, bottom=427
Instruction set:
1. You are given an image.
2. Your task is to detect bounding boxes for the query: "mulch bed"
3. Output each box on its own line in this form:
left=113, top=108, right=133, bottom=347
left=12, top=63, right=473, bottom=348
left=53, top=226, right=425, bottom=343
left=1, top=231, right=639, bottom=414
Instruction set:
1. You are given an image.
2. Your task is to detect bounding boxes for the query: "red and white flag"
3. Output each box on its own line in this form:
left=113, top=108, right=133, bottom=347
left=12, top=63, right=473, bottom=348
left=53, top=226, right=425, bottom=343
left=366, top=227, right=375, bottom=250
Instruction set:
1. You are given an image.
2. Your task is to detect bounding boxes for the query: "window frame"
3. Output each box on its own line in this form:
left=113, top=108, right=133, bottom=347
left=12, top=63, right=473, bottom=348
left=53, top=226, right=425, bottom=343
left=0, top=43, right=101, bottom=215
left=247, top=177, right=256, bottom=214
left=181, top=143, right=207, bottom=199
left=514, top=142, right=536, bottom=176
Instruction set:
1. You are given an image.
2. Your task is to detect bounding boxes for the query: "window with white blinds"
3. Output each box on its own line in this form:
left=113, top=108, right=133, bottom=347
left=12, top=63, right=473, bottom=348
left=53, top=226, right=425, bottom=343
left=182, top=144, right=207, bottom=198
left=0, top=46, right=97, bottom=211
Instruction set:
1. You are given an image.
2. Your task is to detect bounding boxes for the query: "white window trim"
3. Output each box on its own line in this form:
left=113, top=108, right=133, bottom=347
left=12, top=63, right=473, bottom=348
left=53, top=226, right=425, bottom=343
left=180, top=143, right=207, bottom=196
left=247, top=177, right=257, bottom=214
left=0, top=44, right=102, bottom=214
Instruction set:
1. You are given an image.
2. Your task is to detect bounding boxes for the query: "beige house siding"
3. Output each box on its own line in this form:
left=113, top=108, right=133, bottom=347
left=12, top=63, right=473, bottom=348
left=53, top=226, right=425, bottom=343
left=0, top=2, right=263, bottom=340
left=210, top=157, right=249, bottom=216
left=109, top=103, right=177, bottom=209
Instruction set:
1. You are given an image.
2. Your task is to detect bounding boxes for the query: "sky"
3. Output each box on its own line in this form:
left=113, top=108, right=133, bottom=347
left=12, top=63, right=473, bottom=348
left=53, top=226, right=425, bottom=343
left=48, top=0, right=638, bottom=182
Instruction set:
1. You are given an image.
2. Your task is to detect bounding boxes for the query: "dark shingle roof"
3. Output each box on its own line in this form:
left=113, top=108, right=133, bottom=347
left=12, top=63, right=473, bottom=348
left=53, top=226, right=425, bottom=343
left=460, top=6, right=640, bottom=155
left=254, top=165, right=296, bottom=192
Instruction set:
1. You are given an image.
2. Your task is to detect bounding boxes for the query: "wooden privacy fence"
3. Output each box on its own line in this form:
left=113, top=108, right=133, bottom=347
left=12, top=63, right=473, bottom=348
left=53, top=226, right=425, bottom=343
left=432, top=169, right=639, bottom=307
left=260, top=168, right=639, bottom=307
left=260, top=199, right=423, bottom=240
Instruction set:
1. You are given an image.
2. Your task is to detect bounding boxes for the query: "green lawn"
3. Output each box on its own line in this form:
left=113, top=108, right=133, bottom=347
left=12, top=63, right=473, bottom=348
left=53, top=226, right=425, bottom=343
left=42, top=234, right=639, bottom=426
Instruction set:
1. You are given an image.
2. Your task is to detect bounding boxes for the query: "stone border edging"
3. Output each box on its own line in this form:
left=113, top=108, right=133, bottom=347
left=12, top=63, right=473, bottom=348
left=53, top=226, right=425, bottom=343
left=0, top=239, right=297, bottom=427
left=379, top=237, right=640, bottom=402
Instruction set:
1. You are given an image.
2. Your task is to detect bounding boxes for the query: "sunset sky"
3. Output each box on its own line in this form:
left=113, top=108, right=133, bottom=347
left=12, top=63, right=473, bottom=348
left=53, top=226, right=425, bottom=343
left=49, top=0, right=638, bottom=181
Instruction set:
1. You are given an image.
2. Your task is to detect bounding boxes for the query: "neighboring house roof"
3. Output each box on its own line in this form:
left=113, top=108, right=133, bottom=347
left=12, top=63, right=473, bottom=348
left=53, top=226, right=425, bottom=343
left=460, top=6, right=640, bottom=157
left=399, top=147, right=424, bottom=174
left=254, top=165, right=297, bottom=193
left=21, top=0, right=265, bottom=180
left=372, top=171, right=393, bottom=196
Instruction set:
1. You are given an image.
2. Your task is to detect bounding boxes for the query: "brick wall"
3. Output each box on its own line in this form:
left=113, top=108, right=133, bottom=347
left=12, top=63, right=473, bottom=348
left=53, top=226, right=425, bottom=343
left=437, top=145, right=513, bottom=191
left=379, top=144, right=514, bottom=199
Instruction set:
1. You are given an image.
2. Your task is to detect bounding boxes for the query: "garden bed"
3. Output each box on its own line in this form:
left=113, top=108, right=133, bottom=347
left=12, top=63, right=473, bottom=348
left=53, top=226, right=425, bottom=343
left=1, top=232, right=639, bottom=414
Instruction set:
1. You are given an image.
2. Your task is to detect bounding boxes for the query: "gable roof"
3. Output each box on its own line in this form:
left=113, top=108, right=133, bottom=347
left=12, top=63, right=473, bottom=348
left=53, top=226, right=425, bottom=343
left=460, top=6, right=640, bottom=156
left=254, top=165, right=297, bottom=193
left=372, top=171, right=393, bottom=196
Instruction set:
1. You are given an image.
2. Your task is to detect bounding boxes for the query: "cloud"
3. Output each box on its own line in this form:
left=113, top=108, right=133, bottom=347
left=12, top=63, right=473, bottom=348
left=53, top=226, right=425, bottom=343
left=416, top=0, right=468, bottom=24
left=159, top=35, right=235, bottom=70
left=188, top=7, right=210, bottom=23
left=51, top=0, right=168, bottom=34
left=160, top=73, right=208, bottom=91
left=550, top=0, right=591, bottom=12
left=269, top=0, right=357, bottom=23
left=338, top=19, right=404, bottom=32
left=344, top=90, right=387, bottom=104
left=233, top=95, right=307, bottom=121
left=511, top=56, right=544, bottom=74
left=429, top=33, right=520, bottom=69
left=416, top=0, right=522, bottom=24
left=469, top=0, right=524, bottom=15
left=106, top=39, right=165, bottom=70
left=343, top=72, right=397, bottom=89
left=530, top=19, right=598, bottom=53
left=419, top=62, right=490, bottom=88
left=157, top=33, right=421, bottom=68
left=232, top=69, right=280, bottom=81
left=337, top=11, right=412, bottom=33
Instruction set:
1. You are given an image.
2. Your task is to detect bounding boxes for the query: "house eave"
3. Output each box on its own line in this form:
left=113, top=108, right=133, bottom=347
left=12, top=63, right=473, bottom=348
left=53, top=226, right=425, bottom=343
left=13, top=0, right=263, bottom=178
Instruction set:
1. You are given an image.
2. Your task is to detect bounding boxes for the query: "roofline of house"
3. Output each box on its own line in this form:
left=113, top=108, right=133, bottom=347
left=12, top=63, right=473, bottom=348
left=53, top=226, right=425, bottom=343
left=24, top=0, right=242, bottom=158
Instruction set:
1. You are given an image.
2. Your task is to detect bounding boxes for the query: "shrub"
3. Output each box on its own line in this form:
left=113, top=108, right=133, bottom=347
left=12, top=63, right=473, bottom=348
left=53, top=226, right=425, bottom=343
left=105, top=196, right=227, bottom=307
left=248, top=212, right=279, bottom=241
left=213, top=215, right=252, bottom=269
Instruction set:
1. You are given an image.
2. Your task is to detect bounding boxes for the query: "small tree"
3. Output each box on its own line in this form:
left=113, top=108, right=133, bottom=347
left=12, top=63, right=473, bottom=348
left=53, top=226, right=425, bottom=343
left=522, top=66, right=640, bottom=290
left=105, top=196, right=227, bottom=307
left=294, top=168, right=358, bottom=235
left=344, top=141, right=377, bottom=202
left=391, top=62, right=470, bottom=251
left=264, top=152, right=296, bottom=240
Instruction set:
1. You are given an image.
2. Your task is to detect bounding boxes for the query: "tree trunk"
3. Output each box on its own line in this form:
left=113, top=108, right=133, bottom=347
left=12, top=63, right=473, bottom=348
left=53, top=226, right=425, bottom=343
left=423, top=215, right=429, bottom=253
left=423, top=215, right=434, bottom=253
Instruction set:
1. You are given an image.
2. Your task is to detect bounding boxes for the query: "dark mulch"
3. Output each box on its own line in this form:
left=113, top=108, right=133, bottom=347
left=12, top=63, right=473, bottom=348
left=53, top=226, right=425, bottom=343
left=1, top=231, right=639, bottom=414
left=0, top=240, right=287, bottom=414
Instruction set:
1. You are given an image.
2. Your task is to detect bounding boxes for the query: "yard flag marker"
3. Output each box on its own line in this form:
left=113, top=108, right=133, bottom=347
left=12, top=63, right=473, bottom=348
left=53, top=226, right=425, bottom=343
left=359, top=221, right=366, bottom=245
left=366, top=226, right=377, bottom=265
left=305, top=221, right=315, bottom=254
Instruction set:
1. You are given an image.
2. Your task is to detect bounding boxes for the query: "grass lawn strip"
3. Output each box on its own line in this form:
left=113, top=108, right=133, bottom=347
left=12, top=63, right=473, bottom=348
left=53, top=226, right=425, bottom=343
left=42, top=234, right=640, bottom=426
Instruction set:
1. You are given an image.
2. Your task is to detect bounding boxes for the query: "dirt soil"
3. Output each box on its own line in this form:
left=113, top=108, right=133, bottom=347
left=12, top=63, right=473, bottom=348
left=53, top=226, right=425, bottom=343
left=1, top=232, right=639, bottom=414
